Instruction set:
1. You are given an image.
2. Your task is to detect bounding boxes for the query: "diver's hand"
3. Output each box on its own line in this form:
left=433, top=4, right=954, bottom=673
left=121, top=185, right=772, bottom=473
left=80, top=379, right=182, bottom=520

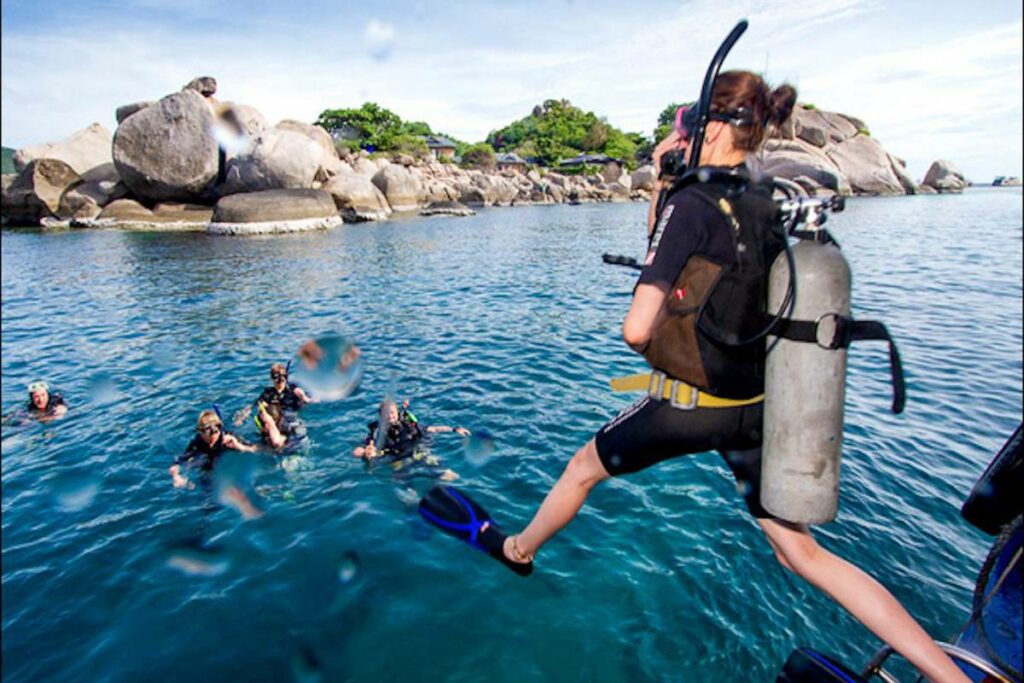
left=454, top=427, right=471, bottom=437
left=652, top=130, right=685, bottom=178
left=233, top=406, right=251, bottom=427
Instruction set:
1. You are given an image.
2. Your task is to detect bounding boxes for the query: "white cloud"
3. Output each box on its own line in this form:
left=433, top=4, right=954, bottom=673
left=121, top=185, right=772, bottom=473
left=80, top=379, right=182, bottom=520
left=2, top=1, right=1020, bottom=180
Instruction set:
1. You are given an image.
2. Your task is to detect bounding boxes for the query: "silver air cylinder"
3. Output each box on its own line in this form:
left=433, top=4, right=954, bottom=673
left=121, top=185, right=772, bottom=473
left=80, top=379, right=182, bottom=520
left=761, top=239, right=851, bottom=524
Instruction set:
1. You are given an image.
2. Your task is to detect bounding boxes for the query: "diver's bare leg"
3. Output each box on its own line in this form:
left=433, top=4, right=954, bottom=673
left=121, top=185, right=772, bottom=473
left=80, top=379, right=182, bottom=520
left=758, top=519, right=969, bottom=683
left=506, top=439, right=610, bottom=561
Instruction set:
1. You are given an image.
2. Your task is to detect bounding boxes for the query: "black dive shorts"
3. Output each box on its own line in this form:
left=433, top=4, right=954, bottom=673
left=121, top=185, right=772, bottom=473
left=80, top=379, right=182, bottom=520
left=594, top=397, right=773, bottom=519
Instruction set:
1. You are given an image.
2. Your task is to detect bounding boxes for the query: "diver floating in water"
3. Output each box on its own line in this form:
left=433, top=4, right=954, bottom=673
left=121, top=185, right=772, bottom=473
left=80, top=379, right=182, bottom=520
left=353, top=399, right=467, bottom=482
left=234, top=362, right=311, bottom=450
left=170, top=409, right=257, bottom=488
left=420, top=51, right=969, bottom=683
left=22, top=380, right=68, bottom=422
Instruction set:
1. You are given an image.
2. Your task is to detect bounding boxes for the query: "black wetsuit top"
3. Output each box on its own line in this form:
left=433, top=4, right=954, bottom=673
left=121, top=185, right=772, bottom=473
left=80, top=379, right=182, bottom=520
left=175, top=432, right=231, bottom=471
left=364, top=420, right=428, bottom=460
left=254, top=383, right=305, bottom=413
left=26, top=393, right=67, bottom=416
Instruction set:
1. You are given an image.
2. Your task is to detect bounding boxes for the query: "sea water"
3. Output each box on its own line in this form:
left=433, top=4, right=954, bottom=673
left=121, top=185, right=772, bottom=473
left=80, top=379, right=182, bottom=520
left=2, top=188, right=1021, bottom=682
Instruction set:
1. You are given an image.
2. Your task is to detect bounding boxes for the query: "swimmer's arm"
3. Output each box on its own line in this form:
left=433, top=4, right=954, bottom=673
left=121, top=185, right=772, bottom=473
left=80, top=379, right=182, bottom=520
left=623, top=283, right=669, bottom=352
left=169, top=464, right=192, bottom=489
left=223, top=433, right=257, bottom=453
left=425, top=425, right=471, bottom=436
left=50, top=404, right=68, bottom=418
left=293, top=387, right=312, bottom=404
left=233, top=405, right=252, bottom=426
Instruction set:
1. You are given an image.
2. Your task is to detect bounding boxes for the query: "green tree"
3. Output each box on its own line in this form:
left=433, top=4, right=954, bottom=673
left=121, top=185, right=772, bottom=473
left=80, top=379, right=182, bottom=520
left=461, top=142, right=496, bottom=170
left=315, top=102, right=411, bottom=150
left=487, top=99, right=644, bottom=167
left=401, top=120, right=433, bottom=137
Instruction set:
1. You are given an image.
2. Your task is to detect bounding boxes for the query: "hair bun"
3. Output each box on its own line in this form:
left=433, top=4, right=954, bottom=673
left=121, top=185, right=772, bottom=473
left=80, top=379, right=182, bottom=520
left=768, top=84, right=797, bottom=126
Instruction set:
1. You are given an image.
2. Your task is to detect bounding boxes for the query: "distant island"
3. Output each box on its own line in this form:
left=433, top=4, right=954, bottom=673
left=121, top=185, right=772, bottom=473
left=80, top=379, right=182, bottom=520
left=0, top=75, right=1015, bottom=233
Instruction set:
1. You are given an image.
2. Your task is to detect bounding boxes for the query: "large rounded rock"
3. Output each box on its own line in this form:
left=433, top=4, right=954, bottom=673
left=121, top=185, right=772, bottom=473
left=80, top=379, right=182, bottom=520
left=14, top=123, right=114, bottom=176
left=1, top=159, right=81, bottom=224
left=321, top=174, right=392, bottom=222
left=760, top=140, right=849, bottom=195
left=208, top=188, right=342, bottom=235
left=58, top=179, right=130, bottom=220
left=113, top=90, right=220, bottom=202
left=922, top=160, right=968, bottom=193
left=631, top=165, right=656, bottom=191
left=116, top=101, right=155, bottom=125
left=886, top=153, right=918, bottom=194
left=182, top=76, right=217, bottom=97
left=215, top=102, right=268, bottom=140
left=276, top=120, right=337, bottom=160
left=221, top=125, right=338, bottom=194
left=78, top=198, right=211, bottom=230
left=371, top=163, right=423, bottom=212
left=826, top=135, right=904, bottom=195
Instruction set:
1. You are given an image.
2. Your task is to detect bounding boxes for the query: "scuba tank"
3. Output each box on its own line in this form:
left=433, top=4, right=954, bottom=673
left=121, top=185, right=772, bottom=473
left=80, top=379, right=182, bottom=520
left=759, top=199, right=905, bottom=523
left=761, top=236, right=851, bottom=523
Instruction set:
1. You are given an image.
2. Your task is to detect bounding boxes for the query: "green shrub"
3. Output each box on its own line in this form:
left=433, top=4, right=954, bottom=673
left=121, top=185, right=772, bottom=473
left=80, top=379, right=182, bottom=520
left=857, top=127, right=871, bottom=137
left=802, top=103, right=817, bottom=111
left=461, top=142, right=496, bottom=170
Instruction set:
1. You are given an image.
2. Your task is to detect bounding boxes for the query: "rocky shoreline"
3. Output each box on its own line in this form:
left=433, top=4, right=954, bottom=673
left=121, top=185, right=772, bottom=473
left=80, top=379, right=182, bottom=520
left=0, top=76, right=1000, bottom=234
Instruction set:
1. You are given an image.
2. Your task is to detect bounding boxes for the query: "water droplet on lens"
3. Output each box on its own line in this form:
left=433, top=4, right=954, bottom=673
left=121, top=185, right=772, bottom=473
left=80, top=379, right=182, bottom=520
left=464, top=430, right=497, bottom=465
left=337, top=551, right=360, bottom=584
left=51, top=474, right=100, bottom=512
left=394, top=486, right=419, bottom=506
left=289, top=334, right=363, bottom=402
left=735, top=480, right=752, bottom=497
left=214, top=454, right=263, bottom=520
left=165, top=541, right=230, bottom=577
left=609, top=454, right=622, bottom=468
left=87, top=372, right=121, bottom=406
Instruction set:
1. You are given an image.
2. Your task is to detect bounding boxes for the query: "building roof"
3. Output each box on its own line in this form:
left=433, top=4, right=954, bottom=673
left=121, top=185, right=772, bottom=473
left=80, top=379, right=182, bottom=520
left=557, top=153, right=623, bottom=166
left=495, top=152, right=526, bottom=164
left=424, top=135, right=458, bottom=149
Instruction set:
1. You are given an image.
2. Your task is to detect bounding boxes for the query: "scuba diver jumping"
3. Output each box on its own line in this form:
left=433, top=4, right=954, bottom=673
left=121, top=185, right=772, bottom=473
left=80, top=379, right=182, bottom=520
left=419, top=21, right=968, bottom=683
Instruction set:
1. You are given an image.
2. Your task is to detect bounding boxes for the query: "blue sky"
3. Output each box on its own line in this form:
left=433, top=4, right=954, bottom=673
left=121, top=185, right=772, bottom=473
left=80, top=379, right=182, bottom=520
left=2, top=0, right=1021, bottom=181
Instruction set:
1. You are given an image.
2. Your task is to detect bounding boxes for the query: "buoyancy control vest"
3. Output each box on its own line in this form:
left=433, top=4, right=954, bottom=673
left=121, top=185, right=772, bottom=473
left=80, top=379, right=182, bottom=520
left=643, top=172, right=785, bottom=399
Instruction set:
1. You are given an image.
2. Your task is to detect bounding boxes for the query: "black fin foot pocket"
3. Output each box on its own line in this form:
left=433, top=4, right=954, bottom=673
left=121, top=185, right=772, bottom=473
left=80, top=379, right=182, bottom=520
left=418, top=485, right=533, bottom=577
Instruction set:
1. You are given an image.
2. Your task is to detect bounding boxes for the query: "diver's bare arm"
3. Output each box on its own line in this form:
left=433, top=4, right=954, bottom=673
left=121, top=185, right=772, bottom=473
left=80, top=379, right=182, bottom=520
left=622, top=283, right=669, bottom=352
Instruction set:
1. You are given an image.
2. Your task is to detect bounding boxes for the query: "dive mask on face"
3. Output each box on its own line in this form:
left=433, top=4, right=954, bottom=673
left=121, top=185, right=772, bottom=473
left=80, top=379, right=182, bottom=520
left=28, top=381, right=49, bottom=394
left=674, top=103, right=758, bottom=141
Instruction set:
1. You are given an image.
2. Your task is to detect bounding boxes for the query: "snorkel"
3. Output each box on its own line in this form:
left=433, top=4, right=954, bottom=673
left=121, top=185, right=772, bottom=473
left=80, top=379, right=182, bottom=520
left=651, top=20, right=749, bottom=243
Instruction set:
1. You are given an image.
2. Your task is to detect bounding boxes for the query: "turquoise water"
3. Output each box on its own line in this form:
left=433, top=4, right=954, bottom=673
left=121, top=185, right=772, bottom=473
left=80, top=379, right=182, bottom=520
left=2, top=188, right=1021, bottom=682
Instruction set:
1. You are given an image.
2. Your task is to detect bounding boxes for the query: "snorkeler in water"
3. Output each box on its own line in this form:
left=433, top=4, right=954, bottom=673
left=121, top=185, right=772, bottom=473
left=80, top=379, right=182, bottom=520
left=352, top=399, right=467, bottom=481
left=170, top=409, right=257, bottom=488
left=234, top=363, right=311, bottom=450
left=25, top=381, right=68, bottom=421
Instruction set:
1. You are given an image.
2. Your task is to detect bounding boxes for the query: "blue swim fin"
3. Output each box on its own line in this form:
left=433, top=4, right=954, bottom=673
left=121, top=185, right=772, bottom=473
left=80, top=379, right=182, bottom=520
left=418, top=485, right=532, bottom=577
